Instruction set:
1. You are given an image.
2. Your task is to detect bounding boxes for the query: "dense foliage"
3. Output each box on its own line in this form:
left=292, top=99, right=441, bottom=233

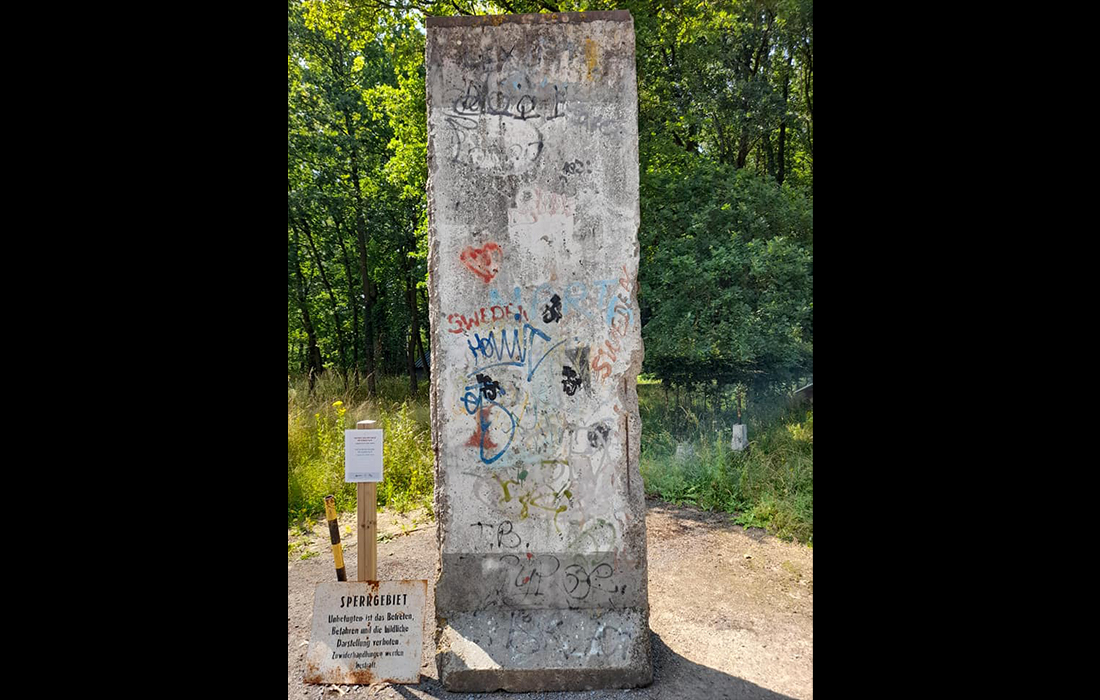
left=288, top=0, right=813, bottom=400
left=640, top=164, right=812, bottom=394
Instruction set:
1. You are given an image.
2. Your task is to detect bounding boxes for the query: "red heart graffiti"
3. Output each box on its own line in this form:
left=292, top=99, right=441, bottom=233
left=459, top=242, right=503, bottom=283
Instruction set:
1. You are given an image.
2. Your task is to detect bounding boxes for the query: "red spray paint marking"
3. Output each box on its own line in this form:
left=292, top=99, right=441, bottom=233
left=459, top=243, right=503, bottom=283
left=465, top=408, right=498, bottom=449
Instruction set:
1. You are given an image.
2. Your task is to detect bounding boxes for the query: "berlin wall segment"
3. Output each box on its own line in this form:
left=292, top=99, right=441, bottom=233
left=425, top=10, right=652, bottom=692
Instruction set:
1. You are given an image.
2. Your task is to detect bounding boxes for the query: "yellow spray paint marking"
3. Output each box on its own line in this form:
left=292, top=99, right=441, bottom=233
left=584, top=38, right=598, bottom=81
left=493, top=474, right=517, bottom=503
left=514, top=394, right=531, bottom=424
left=518, top=490, right=569, bottom=529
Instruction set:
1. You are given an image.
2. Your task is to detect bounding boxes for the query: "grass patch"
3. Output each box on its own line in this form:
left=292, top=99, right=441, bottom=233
left=288, top=373, right=434, bottom=526
left=289, top=372, right=812, bottom=546
left=638, top=382, right=813, bottom=545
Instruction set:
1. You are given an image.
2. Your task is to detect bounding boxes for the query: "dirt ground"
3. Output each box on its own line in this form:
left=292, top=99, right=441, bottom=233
left=288, top=497, right=812, bottom=700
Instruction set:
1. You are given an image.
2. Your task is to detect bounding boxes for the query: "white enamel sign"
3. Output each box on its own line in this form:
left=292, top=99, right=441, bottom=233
left=304, top=580, right=427, bottom=685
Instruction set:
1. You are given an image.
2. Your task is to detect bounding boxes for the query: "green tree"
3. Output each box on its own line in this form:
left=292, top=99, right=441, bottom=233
left=639, top=164, right=812, bottom=395
left=288, top=0, right=814, bottom=402
left=289, top=0, right=431, bottom=394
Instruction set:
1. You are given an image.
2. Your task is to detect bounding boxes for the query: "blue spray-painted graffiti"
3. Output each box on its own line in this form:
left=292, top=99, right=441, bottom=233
left=453, top=275, right=636, bottom=467
left=466, top=322, right=571, bottom=382
left=461, top=373, right=517, bottom=465
left=475, top=283, right=637, bottom=328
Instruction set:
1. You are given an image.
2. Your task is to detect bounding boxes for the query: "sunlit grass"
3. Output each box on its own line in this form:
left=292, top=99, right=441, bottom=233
left=638, top=381, right=813, bottom=545
left=288, top=373, right=433, bottom=525
left=289, top=372, right=812, bottom=545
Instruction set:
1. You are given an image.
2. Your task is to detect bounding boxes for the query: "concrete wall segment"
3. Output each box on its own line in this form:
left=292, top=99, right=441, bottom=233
left=426, top=11, right=650, bottom=689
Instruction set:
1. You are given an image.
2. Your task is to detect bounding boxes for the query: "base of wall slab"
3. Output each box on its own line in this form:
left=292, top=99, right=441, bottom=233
left=436, top=608, right=653, bottom=692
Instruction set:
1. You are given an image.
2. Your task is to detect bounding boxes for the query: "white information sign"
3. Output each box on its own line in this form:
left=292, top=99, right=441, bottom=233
left=304, top=580, right=427, bottom=685
left=345, top=429, right=383, bottom=482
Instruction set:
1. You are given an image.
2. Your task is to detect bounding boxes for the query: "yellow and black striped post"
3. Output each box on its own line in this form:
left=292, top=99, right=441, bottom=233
left=324, top=495, right=347, bottom=581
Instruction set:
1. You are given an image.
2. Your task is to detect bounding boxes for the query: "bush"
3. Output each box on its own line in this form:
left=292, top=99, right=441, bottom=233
left=640, top=165, right=813, bottom=393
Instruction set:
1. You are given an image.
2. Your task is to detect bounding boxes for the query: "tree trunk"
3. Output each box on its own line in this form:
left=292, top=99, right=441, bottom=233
left=335, top=218, right=361, bottom=388
left=290, top=227, right=324, bottom=394
left=801, top=41, right=813, bottom=158
left=351, top=182, right=376, bottom=396
left=762, top=131, right=776, bottom=179
left=299, top=214, right=348, bottom=391
left=737, top=11, right=773, bottom=170
left=736, top=128, right=753, bottom=169
left=777, top=51, right=793, bottom=186
left=406, top=328, right=418, bottom=397
left=343, top=107, right=377, bottom=397
left=417, top=289, right=431, bottom=377
left=374, top=325, right=384, bottom=387
left=400, top=238, right=418, bottom=397
left=713, top=113, right=730, bottom=165
left=407, top=285, right=423, bottom=392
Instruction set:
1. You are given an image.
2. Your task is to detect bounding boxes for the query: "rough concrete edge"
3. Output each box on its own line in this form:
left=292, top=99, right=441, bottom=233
left=620, top=20, right=651, bottom=673
left=617, top=14, right=648, bottom=619
left=423, top=29, right=449, bottom=683
left=442, top=666, right=653, bottom=693
left=438, top=619, right=653, bottom=692
left=425, top=10, right=631, bottom=28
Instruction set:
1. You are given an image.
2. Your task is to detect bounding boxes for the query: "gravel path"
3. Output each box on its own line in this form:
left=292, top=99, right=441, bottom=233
left=288, top=498, right=812, bottom=699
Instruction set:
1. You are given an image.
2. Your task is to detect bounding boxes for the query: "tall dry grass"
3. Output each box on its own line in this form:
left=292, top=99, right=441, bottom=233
left=288, top=373, right=433, bottom=524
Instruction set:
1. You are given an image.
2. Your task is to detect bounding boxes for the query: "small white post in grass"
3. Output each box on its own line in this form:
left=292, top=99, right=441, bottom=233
left=731, top=424, right=748, bottom=452
left=732, top=388, right=747, bottom=451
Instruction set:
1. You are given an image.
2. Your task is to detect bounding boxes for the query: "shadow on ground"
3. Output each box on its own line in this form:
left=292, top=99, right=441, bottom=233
left=645, top=497, right=772, bottom=542
left=649, top=632, right=796, bottom=700
left=380, top=632, right=794, bottom=700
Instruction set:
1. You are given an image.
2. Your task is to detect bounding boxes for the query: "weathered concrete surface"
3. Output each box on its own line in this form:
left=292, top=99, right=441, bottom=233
left=425, top=10, right=649, bottom=692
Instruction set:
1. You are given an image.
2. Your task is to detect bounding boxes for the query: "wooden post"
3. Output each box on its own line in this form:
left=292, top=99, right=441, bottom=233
left=356, top=419, right=378, bottom=581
